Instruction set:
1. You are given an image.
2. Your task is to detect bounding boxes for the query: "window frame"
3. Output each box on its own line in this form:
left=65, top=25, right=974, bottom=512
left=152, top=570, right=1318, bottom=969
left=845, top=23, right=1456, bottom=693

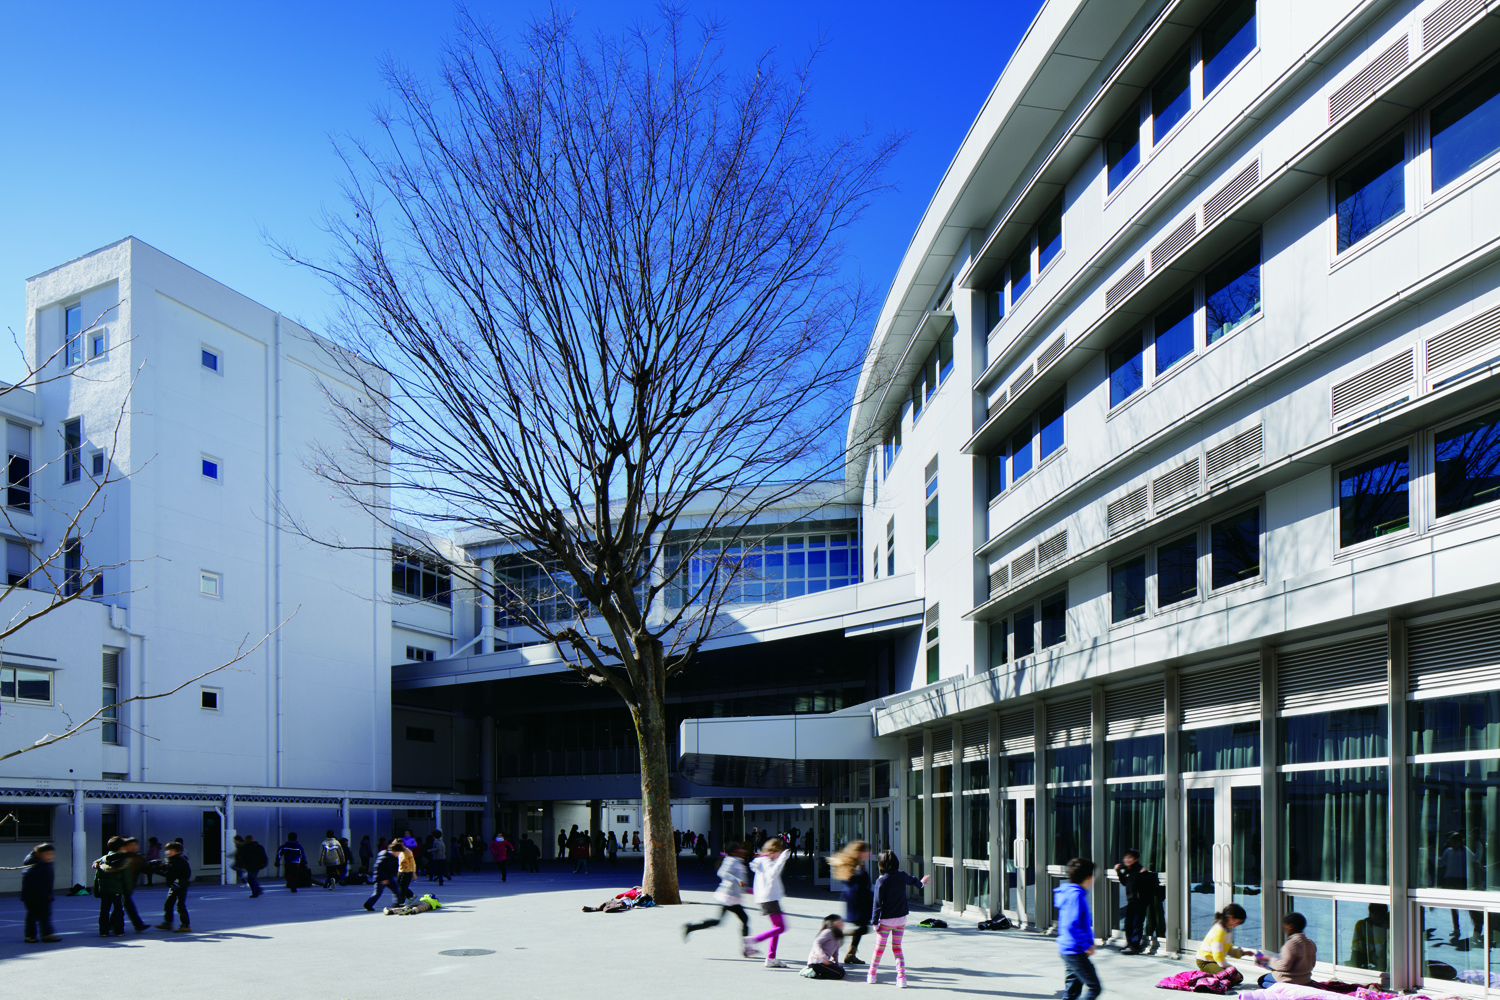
left=201, top=346, right=223, bottom=374
left=1105, top=104, right=1144, bottom=197
left=924, top=463, right=940, bottom=551
left=1110, top=551, right=1149, bottom=626
left=90, top=449, right=105, bottom=479
left=101, top=684, right=119, bottom=744
left=1423, top=55, right=1500, bottom=202
left=90, top=327, right=106, bottom=360
left=199, top=570, right=223, bottom=599
left=7, top=421, right=30, bottom=512
left=0, top=664, right=54, bottom=706
left=201, top=455, right=221, bottom=482
left=64, top=303, right=83, bottom=368
left=62, top=417, right=82, bottom=484
left=1431, top=403, right=1500, bottom=527
left=1210, top=501, right=1265, bottom=594
left=200, top=686, right=221, bottom=712
left=1335, top=442, right=1414, bottom=553
left=886, top=517, right=895, bottom=577
left=1331, top=127, right=1411, bottom=259
left=405, top=645, right=436, bottom=662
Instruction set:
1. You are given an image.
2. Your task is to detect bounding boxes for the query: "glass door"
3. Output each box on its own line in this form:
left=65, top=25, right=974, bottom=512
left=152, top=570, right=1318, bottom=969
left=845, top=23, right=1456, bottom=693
left=814, top=806, right=833, bottom=886
left=1183, top=776, right=1263, bottom=951
left=1002, top=792, right=1037, bottom=926
left=833, top=804, right=868, bottom=854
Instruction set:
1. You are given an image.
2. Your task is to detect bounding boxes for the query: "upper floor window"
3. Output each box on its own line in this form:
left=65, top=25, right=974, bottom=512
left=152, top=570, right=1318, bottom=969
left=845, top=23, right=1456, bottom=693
left=64, top=305, right=83, bottom=367
left=882, top=417, right=902, bottom=477
left=62, top=418, right=82, bottom=484
left=201, top=456, right=220, bottom=481
left=63, top=539, right=83, bottom=597
left=1338, top=447, right=1410, bottom=548
left=986, top=284, right=1005, bottom=332
left=991, top=595, right=1063, bottom=662
left=1336, top=133, right=1406, bottom=253
left=987, top=451, right=1006, bottom=503
left=996, top=196, right=1066, bottom=313
left=886, top=517, right=895, bottom=577
left=1434, top=405, right=1500, bottom=520
left=1111, top=505, right=1261, bottom=623
left=1106, top=110, right=1141, bottom=194
left=1040, top=589, right=1068, bottom=648
left=1201, top=0, right=1257, bottom=95
left=6, top=540, right=30, bottom=589
left=199, top=570, right=222, bottom=598
left=1009, top=391, right=1065, bottom=481
left=7, top=422, right=29, bottom=512
left=1431, top=60, right=1500, bottom=193
left=1152, top=48, right=1192, bottom=143
left=393, top=547, right=452, bottom=605
left=90, top=328, right=106, bottom=359
left=0, top=665, right=52, bottom=704
left=201, top=347, right=222, bottom=373
left=405, top=646, right=436, bottom=662
left=909, top=326, right=955, bottom=420
left=925, top=460, right=939, bottom=550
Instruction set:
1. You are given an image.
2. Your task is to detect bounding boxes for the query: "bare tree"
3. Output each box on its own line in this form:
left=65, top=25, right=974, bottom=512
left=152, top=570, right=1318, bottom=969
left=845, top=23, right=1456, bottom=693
left=285, top=10, right=899, bottom=902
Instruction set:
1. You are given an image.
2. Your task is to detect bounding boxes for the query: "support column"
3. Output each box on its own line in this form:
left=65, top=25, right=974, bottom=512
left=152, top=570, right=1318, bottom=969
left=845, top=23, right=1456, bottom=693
left=1259, top=646, right=1279, bottom=957
left=1164, top=668, right=1182, bottom=958
left=952, top=729, right=965, bottom=913
left=1034, top=702, right=1050, bottom=930
left=72, top=781, right=87, bottom=887
left=1091, top=685, right=1107, bottom=943
left=589, top=799, right=603, bottom=858
left=709, top=798, right=724, bottom=854
left=922, top=728, right=934, bottom=906
left=731, top=798, right=745, bottom=846
left=1388, top=618, right=1411, bottom=990
left=434, top=793, right=443, bottom=840
left=988, top=710, right=1001, bottom=916
left=340, top=795, right=351, bottom=843
left=225, top=789, right=238, bottom=888
left=479, top=557, right=495, bottom=656
left=480, top=715, right=496, bottom=839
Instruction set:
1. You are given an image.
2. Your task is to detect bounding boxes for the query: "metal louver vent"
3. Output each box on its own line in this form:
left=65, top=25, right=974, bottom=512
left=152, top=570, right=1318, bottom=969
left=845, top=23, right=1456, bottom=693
left=1423, top=0, right=1485, bottom=50
left=1203, top=159, right=1260, bottom=227
left=1408, top=611, right=1500, bottom=698
left=1010, top=363, right=1036, bottom=398
left=1151, top=216, right=1197, bottom=271
left=1206, top=425, right=1264, bottom=481
left=962, top=719, right=990, bottom=761
left=1152, top=460, right=1201, bottom=509
left=926, top=603, right=941, bottom=627
left=1106, top=260, right=1146, bottom=311
left=925, top=456, right=939, bottom=482
left=1107, top=486, right=1149, bottom=535
left=931, top=729, right=955, bottom=767
left=1037, top=334, right=1066, bottom=370
left=1000, top=711, right=1033, bottom=754
left=1011, top=548, right=1037, bottom=580
left=908, top=735, right=924, bottom=771
left=989, top=565, right=1009, bottom=596
left=1426, top=302, right=1500, bottom=372
left=1331, top=349, right=1415, bottom=419
left=1037, top=530, right=1067, bottom=564
left=1046, top=698, right=1091, bottom=746
left=1105, top=683, right=1165, bottom=739
left=103, top=650, right=120, bottom=685
left=1278, top=634, right=1388, bottom=711
left=1329, top=36, right=1410, bottom=122
left=1181, top=664, right=1259, bottom=729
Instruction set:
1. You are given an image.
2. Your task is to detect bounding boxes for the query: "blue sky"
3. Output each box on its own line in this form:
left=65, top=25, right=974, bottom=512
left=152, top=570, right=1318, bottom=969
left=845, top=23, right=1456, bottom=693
left=0, top=1, right=1043, bottom=383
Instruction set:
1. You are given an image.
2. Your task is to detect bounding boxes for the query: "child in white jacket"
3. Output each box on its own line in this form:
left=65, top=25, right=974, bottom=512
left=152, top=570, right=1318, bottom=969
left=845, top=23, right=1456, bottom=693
left=747, top=837, right=791, bottom=968
left=681, top=842, right=757, bottom=956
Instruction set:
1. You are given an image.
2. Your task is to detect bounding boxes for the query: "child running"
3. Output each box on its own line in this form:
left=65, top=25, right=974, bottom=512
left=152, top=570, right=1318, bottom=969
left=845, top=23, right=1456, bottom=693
left=1196, top=902, right=1248, bottom=983
left=1056, top=857, right=1100, bottom=1000
left=800, top=914, right=847, bottom=980
left=867, top=850, right=931, bottom=988
left=682, top=841, right=757, bottom=957
left=828, top=840, right=872, bottom=965
left=748, top=837, right=792, bottom=968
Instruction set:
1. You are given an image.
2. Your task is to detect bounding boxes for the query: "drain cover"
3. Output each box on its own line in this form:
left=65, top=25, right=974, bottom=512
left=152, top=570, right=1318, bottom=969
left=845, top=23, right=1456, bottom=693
left=439, top=948, right=496, bottom=957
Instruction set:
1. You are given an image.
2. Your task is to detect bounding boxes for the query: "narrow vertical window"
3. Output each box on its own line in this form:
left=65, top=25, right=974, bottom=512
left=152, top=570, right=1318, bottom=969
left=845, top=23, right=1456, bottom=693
left=886, top=518, right=895, bottom=577
left=1154, top=291, right=1196, bottom=375
left=1202, top=0, right=1257, bottom=96
left=1430, top=63, right=1500, bottom=192
left=1013, top=607, right=1036, bottom=659
left=1011, top=424, right=1034, bottom=480
left=1205, top=241, right=1262, bottom=344
left=986, top=285, right=1005, bottom=332
left=1106, top=110, right=1141, bottom=193
left=1109, top=331, right=1145, bottom=407
left=63, top=538, right=82, bottom=597
left=925, top=622, right=940, bottom=684
left=7, top=422, right=30, bottom=511
left=101, top=650, right=119, bottom=745
left=1038, top=392, right=1065, bottom=460
left=1336, top=135, right=1406, bottom=252
left=6, top=540, right=30, bottom=588
left=1157, top=533, right=1199, bottom=607
left=1211, top=508, right=1261, bottom=588
left=1111, top=555, right=1147, bottom=623
left=63, top=418, right=82, bottom=484
left=1009, top=241, right=1032, bottom=303
left=1152, top=49, right=1193, bottom=143
left=987, top=451, right=1006, bottom=503
left=64, top=304, right=83, bottom=366
left=936, top=327, right=954, bottom=384
left=988, top=619, right=1009, bottom=669
left=1040, top=590, right=1067, bottom=648
left=1037, top=196, right=1064, bottom=271
left=925, top=460, right=939, bottom=550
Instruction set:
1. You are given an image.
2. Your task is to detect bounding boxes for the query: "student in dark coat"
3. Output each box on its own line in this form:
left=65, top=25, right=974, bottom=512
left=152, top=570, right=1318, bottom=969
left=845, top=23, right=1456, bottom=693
left=236, top=835, right=268, bottom=898
left=364, top=840, right=403, bottom=911
left=152, top=842, right=193, bottom=932
left=21, top=843, right=60, bottom=942
left=1113, top=848, right=1158, bottom=954
left=829, top=840, right=873, bottom=964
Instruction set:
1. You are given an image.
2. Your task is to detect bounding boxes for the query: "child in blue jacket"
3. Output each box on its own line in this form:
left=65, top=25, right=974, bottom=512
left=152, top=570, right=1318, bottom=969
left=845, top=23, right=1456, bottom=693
left=1055, top=857, right=1100, bottom=1000
left=867, top=850, right=931, bottom=988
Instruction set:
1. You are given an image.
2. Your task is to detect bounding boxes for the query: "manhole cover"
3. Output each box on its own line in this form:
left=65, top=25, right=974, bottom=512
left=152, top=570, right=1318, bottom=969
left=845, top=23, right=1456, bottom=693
left=439, top=949, right=496, bottom=957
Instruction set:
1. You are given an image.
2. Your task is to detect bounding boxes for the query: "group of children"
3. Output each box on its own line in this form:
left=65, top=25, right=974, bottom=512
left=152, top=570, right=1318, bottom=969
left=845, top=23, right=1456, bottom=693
left=682, top=837, right=930, bottom=987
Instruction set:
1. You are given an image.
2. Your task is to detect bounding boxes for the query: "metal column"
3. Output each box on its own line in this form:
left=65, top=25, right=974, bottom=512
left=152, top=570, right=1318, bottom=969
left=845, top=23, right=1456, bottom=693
left=72, top=781, right=87, bottom=887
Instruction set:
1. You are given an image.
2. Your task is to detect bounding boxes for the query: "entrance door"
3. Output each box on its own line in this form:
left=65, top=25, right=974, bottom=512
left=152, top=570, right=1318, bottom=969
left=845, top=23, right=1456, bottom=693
left=1184, top=776, right=1262, bottom=949
left=815, top=804, right=870, bottom=888
left=1002, top=791, right=1037, bottom=927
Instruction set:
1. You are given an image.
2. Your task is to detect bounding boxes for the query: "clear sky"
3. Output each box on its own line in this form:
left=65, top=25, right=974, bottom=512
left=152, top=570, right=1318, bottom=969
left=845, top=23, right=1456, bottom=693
left=0, top=1, right=1044, bottom=384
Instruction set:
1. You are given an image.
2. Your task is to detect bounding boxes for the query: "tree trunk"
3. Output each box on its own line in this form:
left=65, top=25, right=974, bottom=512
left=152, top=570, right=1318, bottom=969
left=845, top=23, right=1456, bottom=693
left=633, top=677, right=681, bottom=905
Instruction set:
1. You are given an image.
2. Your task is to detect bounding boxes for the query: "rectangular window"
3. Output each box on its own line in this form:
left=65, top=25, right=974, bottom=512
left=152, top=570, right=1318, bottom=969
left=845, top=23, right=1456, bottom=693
left=1154, top=291, right=1195, bottom=376
left=92, top=572, right=104, bottom=598
left=1106, top=110, right=1141, bottom=193
left=935, top=326, right=954, bottom=384
left=925, top=497, right=939, bottom=550
left=1211, top=507, right=1260, bottom=588
left=1205, top=241, right=1261, bottom=344
left=1336, top=134, right=1406, bottom=252
left=200, top=571, right=221, bottom=598
left=7, top=540, right=30, bottom=589
left=90, top=451, right=105, bottom=477
left=1152, top=49, right=1192, bottom=143
left=1107, top=735, right=1165, bottom=778
left=0, top=666, right=53, bottom=704
left=63, top=418, right=82, bottom=484
left=986, top=284, right=1005, bottom=331
left=64, top=304, right=83, bottom=366
left=1182, top=722, right=1260, bottom=771
left=1041, top=590, right=1067, bottom=648
left=63, top=538, right=82, bottom=597
left=1109, top=331, right=1145, bottom=407
left=1011, top=424, right=1034, bottom=480
left=1038, top=392, right=1065, bottom=460
left=987, top=451, right=1005, bottom=503
left=882, top=419, right=902, bottom=476
left=1202, top=0, right=1256, bottom=96
left=102, top=685, right=118, bottom=744
left=1009, top=242, right=1032, bottom=304
left=1430, top=62, right=1500, bottom=192
left=406, top=725, right=436, bottom=743
left=201, top=457, right=219, bottom=480
left=201, top=348, right=220, bottom=372
left=1282, top=707, right=1388, bottom=765
left=1014, top=607, right=1036, bottom=659
left=1435, top=407, right=1500, bottom=519
left=1409, top=755, right=1500, bottom=891
left=1281, top=767, right=1388, bottom=884
left=0, top=806, right=51, bottom=841
left=886, top=518, right=895, bottom=576
left=1156, top=533, right=1199, bottom=607
left=988, top=619, right=1009, bottom=669
left=1037, top=195, right=1063, bottom=271
left=1111, top=554, right=1147, bottom=623
left=7, top=421, right=29, bottom=511
left=201, top=687, right=220, bottom=711
left=925, top=624, right=940, bottom=685
left=405, top=646, right=435, bottom=662
left=909, top=374, right=924, bottom=420
left=1339, top=448, right=1410, bottom=547
left=392, top=548, right=452, bottom=606
left=91, top=330, right=105, bottom=358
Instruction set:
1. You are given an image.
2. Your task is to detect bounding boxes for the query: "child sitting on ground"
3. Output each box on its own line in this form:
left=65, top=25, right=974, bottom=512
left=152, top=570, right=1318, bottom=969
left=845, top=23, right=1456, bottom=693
left=1196, top=903, right=1248, bottom=984
left=800, top=914, right=847, bottom=979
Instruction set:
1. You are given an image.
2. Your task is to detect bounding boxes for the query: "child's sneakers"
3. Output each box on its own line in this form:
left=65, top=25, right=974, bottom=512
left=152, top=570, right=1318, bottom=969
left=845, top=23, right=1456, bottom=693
left=867, top=971, right=879, bottom=984
left=800, top=967, right=818, bottom=979
left=896, top=974, right=908, bottom=989
left=764, top=958, right=787, bottom=969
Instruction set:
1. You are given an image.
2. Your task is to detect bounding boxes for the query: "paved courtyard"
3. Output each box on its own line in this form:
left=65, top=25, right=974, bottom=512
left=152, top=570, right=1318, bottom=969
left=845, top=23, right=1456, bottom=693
left=0, top=858, right=1194, bottom=998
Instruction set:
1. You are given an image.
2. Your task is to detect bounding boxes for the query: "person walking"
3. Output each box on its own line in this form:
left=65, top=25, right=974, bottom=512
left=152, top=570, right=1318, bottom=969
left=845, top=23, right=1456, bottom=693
left=571, top=828, right=590, bottom=874
left=558, top=828, right=569, bottom=860
left=92, top=836, right=132, bottom=937
left=451, top=834, right=466, bottom=875
left=144, top=837, right=162, bottom=887
left=799, top=915, right=848, bottom=980
left=867, top=850, right=930, bottom=988
left=1113, top=848, right=1157, bottom=954
left=694, top=832, right=709, bottom=869
left=395, top=839, right=417, bottom=904
left=278, top=833, right=310, bottom=892
left=20, top=842, right=60, bottom=943
left=318, top=830, right=346, bottom=889
left=522, top=835, right=541, bottom=873
left=358, top=835, right=372, bottom=876
left=829, top=840, right=872, bottom=965
left=364, top=840, right=402, bottom=911
left=427, top=829, right=447, bottom=885
left=1057, top=858, right=1101, bottom=1000
left=1195, top=902, right=1248, bottom=982
left=230, top=835, right=247, bottom=884
left=238, top=835, right=267, bottom=897
left=682, top=841, right=757, bottom=956
left=152, top=841, right=193, bottom=933
left=748, top=837, right=792, bottom=968
left=118, top=837, right=149, bottom=932
left=489, top=832, right=515, bottom=881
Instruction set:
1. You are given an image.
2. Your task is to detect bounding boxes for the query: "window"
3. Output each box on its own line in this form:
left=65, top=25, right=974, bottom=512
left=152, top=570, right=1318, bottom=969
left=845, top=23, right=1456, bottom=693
left=91, top=329, right=105, bottom=359
left=882, top=418, right=902, bottom=477
left=1202, top=0, right=1256, bottom=95
left=925, top=621, right=940, bottom=684
left=1204, top=241, right=1261, bottom=344
left=1154, top=291, right=1195, bottom=376
left=0, top=665, right=53, bottom=704
left=7, top=540, right=30, bottom=589
left=392, top=547, right=452, bottom=606
left=1002, top=196, right=1065, bottom=310
left=1156, top=532, right=1199, bottom=607
left=987, top=451, right=1005, bottom=503
left=1037, top=196, right=1063, bottom=272
left=1211, top=507, right=1261, bottom=588
left=200, top=571, right=221, bottom=598
left=0, top=806, right=51, bottom=840
left=925, top=460, right=939, bottom=550
left=1013, top=607, right=1036, bottom=659
left=91, top=451, right=105, bottom=478
left=1111, top=554, right=1147, bottom=623
left=405, top=646, right=435, bottom=662
left=1038, top=392, right=1066, bottom=460
left=988, top=619, right=1009, bottom=669
left=1336, top=134, right=1406, bottom=252
left=63, top=418, right=82, bottom=484
left=1339, top=448, right=1410, bottom=547
left=1109, top=331, right=1145, bottom=407
left=1152, top=48, right=1192, bottom=142
left=1041, top=590, right=1067, bottom=648
left=102, top=650, right=119, bottom=745
left=1431, top=62, right=1500, bottom=192
left=1008, top=242, right=1032, bottom=302
left=201, top=348, right=221, bottom=372
left=1106, top=110, right=1140, bottom=193
left=886, top=518, right=895, bottom=576
left=6, top=423, right=29, bottom=512
left=872, top=547, right=879, bottom=580
left=64, top=304, right=83, bottom=366
left=63, top=538, right=82, bottom=597
left=200, top=687, right=220, bottom=711
left=986, top=284, right=1005, bottom=332
left=1435, top=407, right=1500, bottom=518
left=201, top=457, right=219, bottom=480
left=92, top=572, right=104, bottom=598
left=909, top=326, right=955, bottom=419
left=1011, top=424, right=1034, bottom=480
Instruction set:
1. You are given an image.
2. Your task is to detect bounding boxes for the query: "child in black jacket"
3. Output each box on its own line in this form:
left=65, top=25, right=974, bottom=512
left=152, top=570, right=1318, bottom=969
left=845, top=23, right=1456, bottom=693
left=152, top=842, right=193, bottom=932
left=21, top=843, right=60, bottom=943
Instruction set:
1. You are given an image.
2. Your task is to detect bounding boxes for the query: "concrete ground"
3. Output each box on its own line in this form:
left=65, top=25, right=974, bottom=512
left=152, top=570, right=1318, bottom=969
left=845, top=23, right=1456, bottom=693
left=0, top=857, right=1193, bottom=998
